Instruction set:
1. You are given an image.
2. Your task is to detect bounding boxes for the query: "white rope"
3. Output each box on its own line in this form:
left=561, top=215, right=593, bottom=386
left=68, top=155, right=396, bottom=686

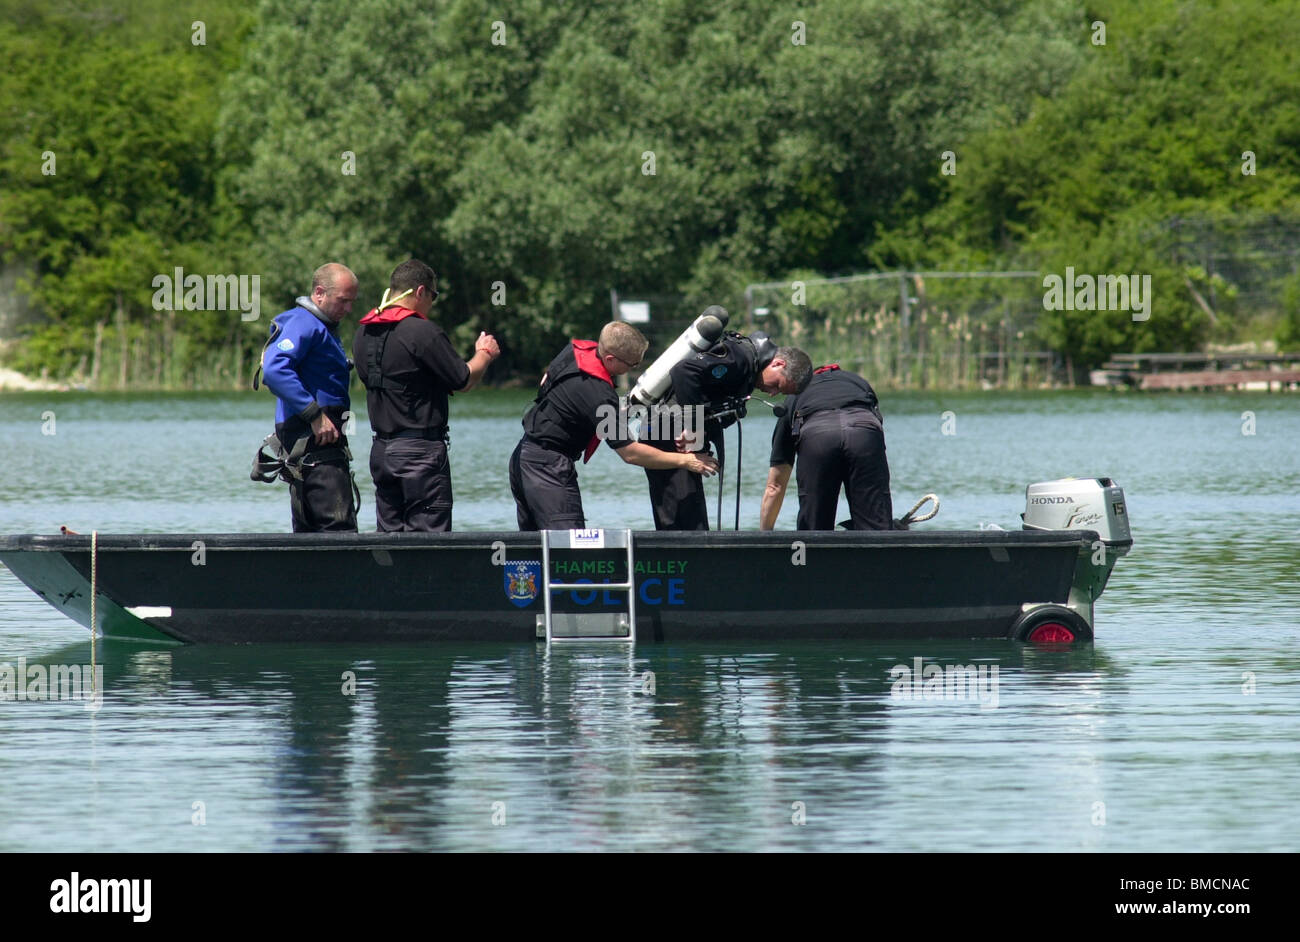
left=899, top=493, right=940, bottom=525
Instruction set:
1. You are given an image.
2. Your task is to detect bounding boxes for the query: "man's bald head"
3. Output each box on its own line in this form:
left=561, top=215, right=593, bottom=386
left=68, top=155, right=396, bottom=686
left=310, top=262, right=358, bottom=324
left=313, top=262, right=356, bottom=294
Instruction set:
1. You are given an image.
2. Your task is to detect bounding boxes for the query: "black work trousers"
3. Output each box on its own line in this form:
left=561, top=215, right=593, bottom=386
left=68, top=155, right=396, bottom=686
left=287, top=442, right=358, bottom=533
left=795, top=408, right=893, bottom=531
left=370, top=437, right=453, bottom=532
left=509, top=439, right=586, bottom=530
left=643, top=437, right=710, bottom=531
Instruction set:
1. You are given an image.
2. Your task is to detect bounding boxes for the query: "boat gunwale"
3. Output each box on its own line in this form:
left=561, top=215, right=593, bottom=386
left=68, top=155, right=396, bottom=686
left=0, top=529, right=1121, bottom=553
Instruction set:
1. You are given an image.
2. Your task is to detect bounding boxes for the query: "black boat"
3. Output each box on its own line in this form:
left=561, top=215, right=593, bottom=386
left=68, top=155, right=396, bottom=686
left=0, top=478, right=1131, bottom=645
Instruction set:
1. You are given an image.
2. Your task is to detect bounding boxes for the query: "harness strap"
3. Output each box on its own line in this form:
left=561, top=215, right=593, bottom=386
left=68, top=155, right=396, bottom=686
left=377, top=287, right=414, bottom=311
left=250, top=432, right=311, bottom=483
left=251, top=322, right=284, bottom=391
left=362, top=324, right=394, bottom=391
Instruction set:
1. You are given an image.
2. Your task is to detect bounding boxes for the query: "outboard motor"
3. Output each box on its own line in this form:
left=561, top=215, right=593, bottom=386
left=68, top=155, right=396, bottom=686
left=629, top=306, right=729, bottom=407
left=1022, top=477, right=1131, bottom=549
left=1010, top=477, right=1133, bottom=643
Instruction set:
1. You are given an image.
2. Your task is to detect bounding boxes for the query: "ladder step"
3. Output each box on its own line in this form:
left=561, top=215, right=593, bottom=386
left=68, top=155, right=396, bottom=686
left=536, top=613, right=631, bottom=640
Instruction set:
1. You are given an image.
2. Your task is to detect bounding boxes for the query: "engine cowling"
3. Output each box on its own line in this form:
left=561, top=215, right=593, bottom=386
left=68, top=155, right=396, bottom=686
left=1022, top=477, right=1131, bottom=545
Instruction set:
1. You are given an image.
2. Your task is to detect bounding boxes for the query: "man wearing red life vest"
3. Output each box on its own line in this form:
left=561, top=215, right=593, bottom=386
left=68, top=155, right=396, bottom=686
left=509, top=322, right=719, bottom=530
left=353, top=259, right=500, bottom=531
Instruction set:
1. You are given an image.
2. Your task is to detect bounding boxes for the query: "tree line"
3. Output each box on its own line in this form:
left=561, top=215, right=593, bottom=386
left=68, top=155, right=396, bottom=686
left=2, top=0, right=1297, bottom=389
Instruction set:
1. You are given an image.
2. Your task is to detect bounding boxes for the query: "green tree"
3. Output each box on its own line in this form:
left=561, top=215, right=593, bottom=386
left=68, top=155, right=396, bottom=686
left=876, top=0, right=1300, bottom=365
left=0, top=1, right=255, bottom=384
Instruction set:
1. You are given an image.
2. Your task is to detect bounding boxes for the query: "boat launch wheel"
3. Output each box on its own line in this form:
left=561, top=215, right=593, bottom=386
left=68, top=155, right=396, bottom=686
left=1009, top=605, right=1093, bottom=643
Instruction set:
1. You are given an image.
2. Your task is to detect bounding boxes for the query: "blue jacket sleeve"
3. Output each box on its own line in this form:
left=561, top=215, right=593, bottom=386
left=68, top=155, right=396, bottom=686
left=261, top=315, right=320, bottom=420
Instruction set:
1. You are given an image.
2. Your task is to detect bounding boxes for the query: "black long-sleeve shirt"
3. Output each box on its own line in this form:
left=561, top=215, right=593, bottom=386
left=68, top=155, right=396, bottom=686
left=353, top=317, right=469, bottom=436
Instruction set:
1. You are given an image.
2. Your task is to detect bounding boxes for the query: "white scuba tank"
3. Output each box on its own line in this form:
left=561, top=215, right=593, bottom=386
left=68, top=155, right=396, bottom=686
left=628, top=306, right=729, bottom=406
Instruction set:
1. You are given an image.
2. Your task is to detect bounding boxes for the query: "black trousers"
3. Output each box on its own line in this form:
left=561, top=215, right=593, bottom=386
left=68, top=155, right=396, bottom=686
left=795, top=409, right=893, bottom=531
left=643, top=437, right=710, bottom=531
left=509, top=439, right=586, bottom=530
left=370, top=437, right=453, bottom=532
left=288, top=443, right=358, bottom=533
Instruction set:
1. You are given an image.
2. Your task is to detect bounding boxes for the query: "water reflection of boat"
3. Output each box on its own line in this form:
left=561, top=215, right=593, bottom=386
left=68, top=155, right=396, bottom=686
left=21, top=639, right=1120, bottom=851
left=0, top=478, right=1131, bottom=644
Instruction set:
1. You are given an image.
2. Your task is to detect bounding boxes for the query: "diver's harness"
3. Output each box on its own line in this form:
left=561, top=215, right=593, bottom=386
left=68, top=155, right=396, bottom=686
left=250, top=428, right=361, bottom=515
left=251, top=429, right=352, bottom=482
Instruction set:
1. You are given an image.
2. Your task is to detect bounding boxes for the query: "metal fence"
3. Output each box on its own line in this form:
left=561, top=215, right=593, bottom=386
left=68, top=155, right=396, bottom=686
left=1163, top=214, right=1300, bottom=325
left=742, top=271, right=1052, bottom=390
left=610, top=216, right=1300, bottom=392
left=613, top=272, right=1054, bottom=391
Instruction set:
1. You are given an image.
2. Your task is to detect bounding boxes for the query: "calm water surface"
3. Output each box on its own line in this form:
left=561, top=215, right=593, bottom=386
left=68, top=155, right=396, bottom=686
left=0, top=389, right=1297, bottom=851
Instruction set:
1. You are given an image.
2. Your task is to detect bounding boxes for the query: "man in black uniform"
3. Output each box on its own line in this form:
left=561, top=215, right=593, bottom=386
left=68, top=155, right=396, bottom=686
left=642, top=330, right=812, bottom=530
left=510, top=322, right=719, bottom=530
left=353, top=259, right=500, bottom=531
left=759, top=363, right=894, bottom=531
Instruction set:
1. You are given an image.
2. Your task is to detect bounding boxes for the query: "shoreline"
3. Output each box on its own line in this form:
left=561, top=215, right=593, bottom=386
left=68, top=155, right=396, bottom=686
left=0, top=367, right=70, bottom=392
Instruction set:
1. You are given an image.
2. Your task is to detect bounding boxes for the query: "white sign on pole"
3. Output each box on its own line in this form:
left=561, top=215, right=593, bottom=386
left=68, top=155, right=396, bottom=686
left=618, top=301, right=650, bottom=323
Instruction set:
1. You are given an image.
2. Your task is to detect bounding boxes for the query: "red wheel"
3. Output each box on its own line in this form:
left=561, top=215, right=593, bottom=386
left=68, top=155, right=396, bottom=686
left=1026, top=622, right=1076, bottom=643
left=1009, top=605, right=1092, bottom=643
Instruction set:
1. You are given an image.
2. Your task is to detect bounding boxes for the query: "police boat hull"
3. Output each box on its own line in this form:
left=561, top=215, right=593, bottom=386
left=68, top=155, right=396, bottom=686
left=0, top=526, right=1128, bottom=644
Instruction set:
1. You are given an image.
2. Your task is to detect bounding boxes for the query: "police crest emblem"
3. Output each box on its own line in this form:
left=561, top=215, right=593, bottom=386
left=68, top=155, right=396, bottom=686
left=504, top=561, right=541, bottom=607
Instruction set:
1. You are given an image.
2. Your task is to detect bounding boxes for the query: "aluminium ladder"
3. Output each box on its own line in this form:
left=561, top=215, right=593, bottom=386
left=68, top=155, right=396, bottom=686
left=539, top=528, right=636, bottom=644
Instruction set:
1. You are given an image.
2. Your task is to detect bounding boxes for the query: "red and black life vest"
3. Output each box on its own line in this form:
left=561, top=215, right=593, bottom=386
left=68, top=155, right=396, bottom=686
left=531, top=340, right=613, bottom=462
left=357, top=306, right=426, bottom=392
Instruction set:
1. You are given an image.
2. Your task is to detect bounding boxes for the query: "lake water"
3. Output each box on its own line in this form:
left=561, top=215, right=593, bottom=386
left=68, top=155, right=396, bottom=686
left=0, top=388, right=1297, bottom=851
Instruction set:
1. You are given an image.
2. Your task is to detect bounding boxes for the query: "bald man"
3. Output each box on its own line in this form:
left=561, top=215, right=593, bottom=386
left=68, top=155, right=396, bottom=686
left=260, top=262, right=361, bottom=532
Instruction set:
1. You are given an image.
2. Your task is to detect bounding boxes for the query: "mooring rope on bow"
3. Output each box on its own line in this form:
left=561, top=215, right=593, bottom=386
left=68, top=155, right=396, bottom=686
left=898, top=494, right=940, bottom=526
left=90, top=530, right=98, bottom=704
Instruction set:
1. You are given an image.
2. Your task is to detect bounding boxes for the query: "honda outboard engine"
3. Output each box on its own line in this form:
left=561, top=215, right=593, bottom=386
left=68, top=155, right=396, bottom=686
left=1012, top=477, right=1133, bottom=643
left=1022, top=477, right=1131, bottom=548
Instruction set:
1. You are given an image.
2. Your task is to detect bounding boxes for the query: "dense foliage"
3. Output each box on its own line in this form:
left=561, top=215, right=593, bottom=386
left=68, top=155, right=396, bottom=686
left=1, top=0, right=1296, bottom=386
